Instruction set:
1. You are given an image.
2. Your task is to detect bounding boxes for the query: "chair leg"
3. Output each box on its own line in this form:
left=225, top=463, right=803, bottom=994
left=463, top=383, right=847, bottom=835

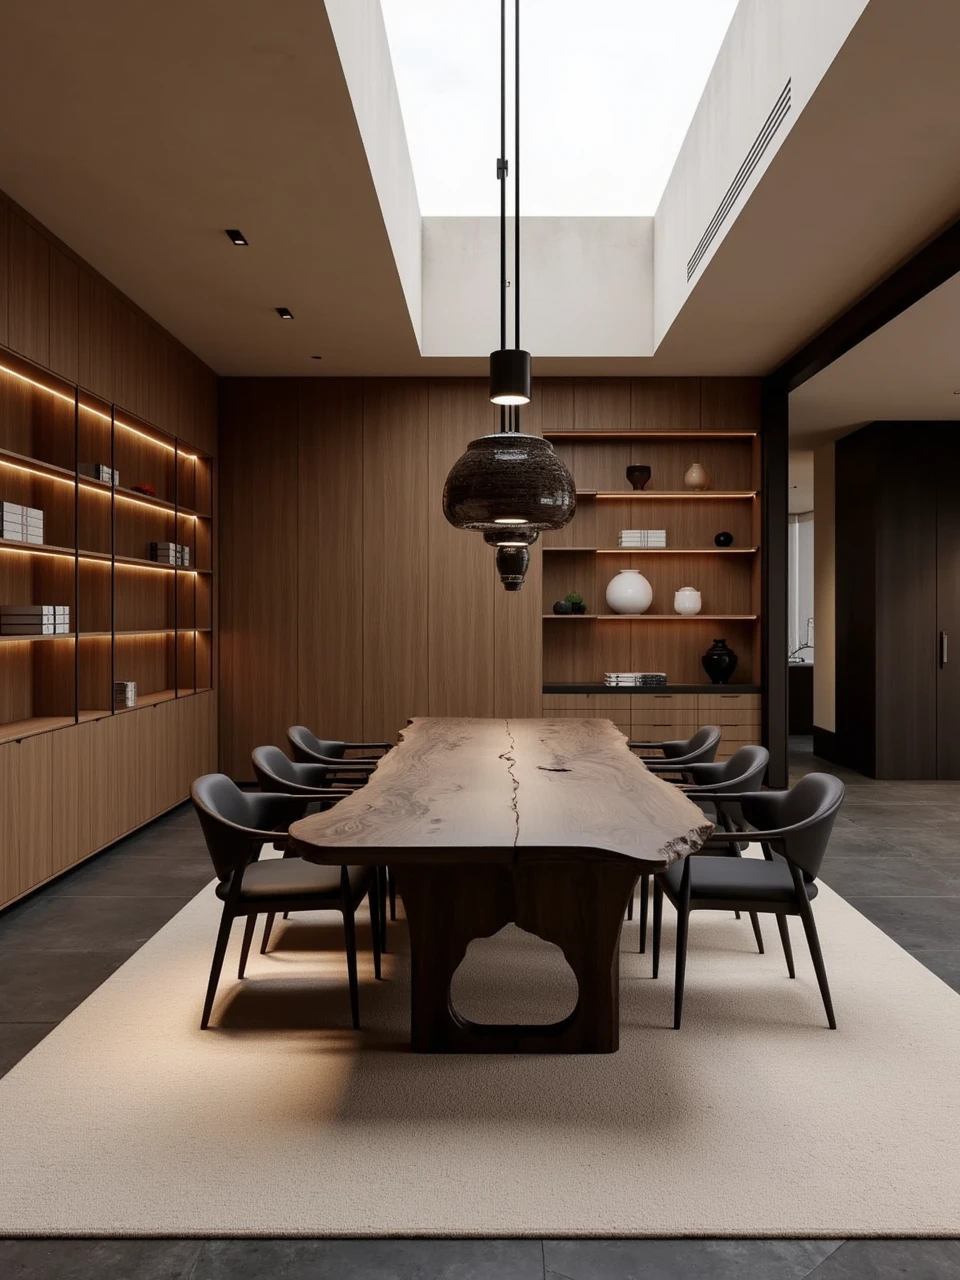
left=798, top=898, right=837, bottom=1029
left=776, top=914, right=796, bottom=979
left=388, top=867, right=397, bottom=921
left=237, top=913, right=256, bottom=978
left=674, top=899, right=690, bottom=1030
left=201, top=907, right=234, bottom=1030
left=260, top=912, right=276, bottom=955
left=626, top=886, right=634, bottom=920
left=369, top=870, right=382, bottom=981
left=282, top=912, right=289, bottom=921
left=734, top=911, right=741, bottom=920
left=377, top=865, right=388, bottom=954
left=342, top=902, right=361, bottom=1030
left=749, top=912, right=764, bottom=954
left=652, top=877, right=663, bottom=977
left=639, top=873, right=649, bottom=954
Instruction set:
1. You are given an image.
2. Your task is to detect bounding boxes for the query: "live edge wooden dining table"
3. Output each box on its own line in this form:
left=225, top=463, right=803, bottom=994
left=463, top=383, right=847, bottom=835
left=289, top=717, right=713, bottom=1054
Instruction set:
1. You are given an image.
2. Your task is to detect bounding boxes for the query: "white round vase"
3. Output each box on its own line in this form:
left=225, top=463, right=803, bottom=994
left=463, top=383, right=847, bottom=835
left=674, top=586, right=702, bottom=616
left=606, top=569, right=653, bottom=615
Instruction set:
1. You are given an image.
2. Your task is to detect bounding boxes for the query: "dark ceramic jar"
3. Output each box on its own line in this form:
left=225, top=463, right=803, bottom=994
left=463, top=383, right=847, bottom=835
left=702, top=637, right=738, bottom=684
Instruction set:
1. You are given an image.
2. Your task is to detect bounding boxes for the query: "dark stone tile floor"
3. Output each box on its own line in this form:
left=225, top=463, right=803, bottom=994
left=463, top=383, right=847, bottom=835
left=0, top=738, right=957, bottom=1278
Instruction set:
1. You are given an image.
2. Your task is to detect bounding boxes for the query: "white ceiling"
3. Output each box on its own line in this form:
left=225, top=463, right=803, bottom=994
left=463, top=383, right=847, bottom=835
left=1, top=0, right=960, bottom=378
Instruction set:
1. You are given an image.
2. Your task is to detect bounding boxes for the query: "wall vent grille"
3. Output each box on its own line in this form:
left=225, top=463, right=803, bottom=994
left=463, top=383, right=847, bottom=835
left=686, top=78, right=792, bottom=283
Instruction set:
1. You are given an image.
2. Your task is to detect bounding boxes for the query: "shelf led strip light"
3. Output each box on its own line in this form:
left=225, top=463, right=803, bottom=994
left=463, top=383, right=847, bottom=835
left=0, top=361, right=199, bottom=459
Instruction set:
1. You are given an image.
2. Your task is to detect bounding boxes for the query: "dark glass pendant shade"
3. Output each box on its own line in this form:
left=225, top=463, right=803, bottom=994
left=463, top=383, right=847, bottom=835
left=489, top=348, right=531, bottom=405
left=442, top=434, right=576, bottom=533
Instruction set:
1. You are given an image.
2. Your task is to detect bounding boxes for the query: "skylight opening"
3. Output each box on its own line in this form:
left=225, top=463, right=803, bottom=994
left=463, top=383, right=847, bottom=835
left=379, top=0, right=739, bottom=216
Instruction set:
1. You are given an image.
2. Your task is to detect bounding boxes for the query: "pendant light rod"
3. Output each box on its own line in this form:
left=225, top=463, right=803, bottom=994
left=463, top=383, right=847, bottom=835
left=514, top=0, right=521, bottom=360
left=499, top=0, right=507, bottom=359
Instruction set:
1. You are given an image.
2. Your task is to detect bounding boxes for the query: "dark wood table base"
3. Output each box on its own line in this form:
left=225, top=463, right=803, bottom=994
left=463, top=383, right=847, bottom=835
left=392, top=858, right=642, bottom=1053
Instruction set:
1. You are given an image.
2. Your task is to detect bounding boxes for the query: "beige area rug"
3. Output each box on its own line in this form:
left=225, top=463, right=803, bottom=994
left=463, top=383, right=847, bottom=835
left=1, top=854, right=959, bottom=1237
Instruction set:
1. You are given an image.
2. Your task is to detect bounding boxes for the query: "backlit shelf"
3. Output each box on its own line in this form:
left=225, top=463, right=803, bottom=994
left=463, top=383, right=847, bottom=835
left=544, top=546, right=759, bottom=555
left=0, top=538, right=77, bottom=560
left=0, top=632, right=76, bottom=642
left=0, top=715, right=77, bottom=746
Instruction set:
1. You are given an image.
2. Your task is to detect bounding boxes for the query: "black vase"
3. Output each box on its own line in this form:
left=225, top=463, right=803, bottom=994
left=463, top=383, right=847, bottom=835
left=702, top=637, right=738, bottom=684
left=626, top=465, right=652, bottom=491
left=553, top=600, right=574, bottom=615
left=714, top=530, right=734, bottom=547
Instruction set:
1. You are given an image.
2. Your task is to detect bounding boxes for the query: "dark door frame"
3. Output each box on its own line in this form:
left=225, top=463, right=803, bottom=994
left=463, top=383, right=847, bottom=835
left=760, top=212, right=960, bottom=786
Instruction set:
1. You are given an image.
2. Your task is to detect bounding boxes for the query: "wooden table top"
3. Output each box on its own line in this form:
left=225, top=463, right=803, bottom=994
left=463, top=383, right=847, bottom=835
left=289, top=717, right=713, bottom=871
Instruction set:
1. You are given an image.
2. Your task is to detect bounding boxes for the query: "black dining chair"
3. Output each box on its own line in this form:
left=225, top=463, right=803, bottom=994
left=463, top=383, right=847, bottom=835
left=651, top=772, right=845, bottom=1030
left=287, top=726, right=383, bottom=786
left=252, top=744, right=391, bottom=953
left=632, top=744, right=769, bottom=952
left=191, top=774, right=380, bottom=1031
left=628, top=725, right=722, bottom=777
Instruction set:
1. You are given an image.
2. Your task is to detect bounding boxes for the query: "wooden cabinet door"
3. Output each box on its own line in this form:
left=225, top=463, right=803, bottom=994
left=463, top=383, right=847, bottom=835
left=937, top=443, right=960, bottom=778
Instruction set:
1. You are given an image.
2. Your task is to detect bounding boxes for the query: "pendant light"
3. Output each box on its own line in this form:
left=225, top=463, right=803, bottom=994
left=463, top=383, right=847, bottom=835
left=442, top=0, right=576, bottom=588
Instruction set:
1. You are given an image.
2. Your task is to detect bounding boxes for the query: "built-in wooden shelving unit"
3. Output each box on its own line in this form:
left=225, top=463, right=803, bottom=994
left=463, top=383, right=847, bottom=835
left=0, top=348, right=214, bottom=746
left=541, top=425, right=762, bottom=701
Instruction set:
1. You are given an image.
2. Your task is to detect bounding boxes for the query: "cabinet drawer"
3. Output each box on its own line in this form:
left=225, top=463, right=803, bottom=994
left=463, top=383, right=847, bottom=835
left=718, top=724, right=762, bottom=743
left=542, top=694, right=632, bottom=711
left=698, top=693, right=761, bottom=711
left=544, top=710, right=632, bottom=735
left=635, top=694, right=700, bottom=710
left=631, top=709, right=702, bottom=727
left=699, top=709, right=762, bottom=726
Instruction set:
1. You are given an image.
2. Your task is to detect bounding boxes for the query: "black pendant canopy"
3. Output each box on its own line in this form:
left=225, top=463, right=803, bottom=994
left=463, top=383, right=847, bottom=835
left=441, top=0, right=575, bottom=589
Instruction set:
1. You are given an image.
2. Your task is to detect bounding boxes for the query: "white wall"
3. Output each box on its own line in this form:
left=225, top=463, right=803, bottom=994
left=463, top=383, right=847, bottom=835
left=422, top=216, right=654, bottom=358
left=323, top=0, right=423, bottom=343
left=813, top=443, right=836, bottom=732
left=653, top=0, right=870, bottom=348
left=789, top=512, right=815, bottom=659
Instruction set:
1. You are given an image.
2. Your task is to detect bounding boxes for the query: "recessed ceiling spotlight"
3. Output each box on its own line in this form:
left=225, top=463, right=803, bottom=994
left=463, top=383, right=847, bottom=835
left=225, top=229, right=248, bottom=246
left=275, top=307, right=294, bottom=320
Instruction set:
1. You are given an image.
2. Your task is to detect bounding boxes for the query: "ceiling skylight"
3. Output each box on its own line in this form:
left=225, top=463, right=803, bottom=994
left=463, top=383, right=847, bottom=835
left=379, top=0, right=739, bottom=216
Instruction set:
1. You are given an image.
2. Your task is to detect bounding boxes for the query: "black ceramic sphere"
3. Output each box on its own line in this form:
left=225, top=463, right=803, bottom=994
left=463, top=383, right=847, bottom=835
left=702, top=637, right=738, bottom=684
left=443, top=434, right=577, bottom=533
left=714, top=531, right=734, bottom=548
left=553, top=600, right=574, bottom=614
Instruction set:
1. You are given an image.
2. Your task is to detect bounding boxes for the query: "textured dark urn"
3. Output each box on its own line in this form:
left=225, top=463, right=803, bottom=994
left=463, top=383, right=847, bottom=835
left=626, top=464, right=652, bottom=491
left=702, top=638, right=739, bottom=684
left=442, top=434, right=577, bottom=532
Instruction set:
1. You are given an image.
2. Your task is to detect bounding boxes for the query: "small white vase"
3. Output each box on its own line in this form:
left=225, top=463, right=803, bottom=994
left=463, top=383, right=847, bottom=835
left=684, top=462, right=710, bottom=491
left=606, top=570, right=653, bottom=615
left=674, top=586, right=702, bottom=616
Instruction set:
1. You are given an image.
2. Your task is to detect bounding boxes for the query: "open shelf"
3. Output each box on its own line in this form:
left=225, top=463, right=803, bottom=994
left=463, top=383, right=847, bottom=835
left=578, top=490, right=758, bottom=500
left=545, top=546, right=758, bottom=555
left=0, top=345, right=216, bottom=742
left=544, top=614, right=759, bottom=621
left=544, top=431, right=757, bottom=441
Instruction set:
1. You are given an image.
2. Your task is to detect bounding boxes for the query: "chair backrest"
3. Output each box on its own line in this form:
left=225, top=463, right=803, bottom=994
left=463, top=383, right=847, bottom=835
left=287, top=725, right=346, bottom=764
left=717, top=743, right=769, bottom=791
left=191, top=773, right=266, bottom=880
left=251, top=744, right=299, bottom=790
left=663, top=724, right=721, bottom=763
left=741, top=772, right=845, bottom=881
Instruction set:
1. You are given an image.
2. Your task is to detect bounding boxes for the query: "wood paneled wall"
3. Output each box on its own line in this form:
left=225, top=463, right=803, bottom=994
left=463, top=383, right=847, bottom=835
left=219, top=378, right=542, bottom=777
left=0, top=191, right=217, bottom=454
left=218, top=375, right=760, bottom=779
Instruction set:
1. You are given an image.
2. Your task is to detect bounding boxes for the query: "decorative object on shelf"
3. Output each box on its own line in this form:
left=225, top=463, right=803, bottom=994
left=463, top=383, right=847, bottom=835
left=684, top=462, right=711, bottom=491
left=1, top=501, right=44, bottom=545
left=0, top=604, right=69, bottom=636
left=605, top=569, right=653, bottom=615
left=604, top=672, right=667, bottom=687
left=131, top=482, right=157, bottom=497
left=619, top=529, right=666, bottom=548
left=564, top=592, right=587, bottom=615
left=80, top=462, right=118, bottom=486
left=441, top=0, right=575, bottom=591
left=625, top=464, right=652, bottom=491
left=702, top=637, right=739, bottom=684
left=150, top=541, right=190, bottom=566
left=674, top=587, right=702, bottom=616
left=552, top=600, right=574, bottom=615
left=113, top=680, right=137, bottom=709
left=714, top=530, right=734, bottom=547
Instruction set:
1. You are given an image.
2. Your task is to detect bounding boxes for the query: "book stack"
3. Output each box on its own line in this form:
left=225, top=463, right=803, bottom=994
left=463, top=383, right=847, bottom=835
left=0, top=604, right=70, bottom=636
left=1, top=502, right=44, bottom=545
left=113, top=681, right=137, bottom=709
left=149, top=541, right=190, bottom=566
left=604, top=671, right=668, bottom=688
left=79, top=462, right=119, bottom=486
left=619, top=529, right=666, bottom=549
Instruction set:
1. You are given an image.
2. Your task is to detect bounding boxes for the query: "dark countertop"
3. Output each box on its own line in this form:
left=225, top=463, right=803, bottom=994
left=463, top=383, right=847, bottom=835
left=543, top=683, right=762, bottom=695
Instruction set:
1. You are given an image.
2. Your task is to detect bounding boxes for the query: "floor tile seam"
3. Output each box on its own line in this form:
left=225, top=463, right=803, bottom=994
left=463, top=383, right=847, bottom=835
left=796, top=1239, right=860, bottom=1279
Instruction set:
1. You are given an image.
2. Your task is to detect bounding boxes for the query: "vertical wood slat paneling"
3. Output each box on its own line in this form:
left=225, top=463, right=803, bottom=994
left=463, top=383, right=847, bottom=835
left=427, top=379, right=497, bottom=718
left=219, top=379, right=299, bottom=779
left=701, top=378, right=762, bottom=432
left=49, top=246, right=79, bottom=384
left=362, top=380, right=430, bottom=742
left=297, top=380, right=364, bottom=742
left=78, top=270, right=115, bottom=401
left=631, top=378, right=701, bottom=431
left=0, top=740, right=21, bottom=906
left=0, top=198, right=9, bottom=349
left=7, top=211, right=50, bottom=367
